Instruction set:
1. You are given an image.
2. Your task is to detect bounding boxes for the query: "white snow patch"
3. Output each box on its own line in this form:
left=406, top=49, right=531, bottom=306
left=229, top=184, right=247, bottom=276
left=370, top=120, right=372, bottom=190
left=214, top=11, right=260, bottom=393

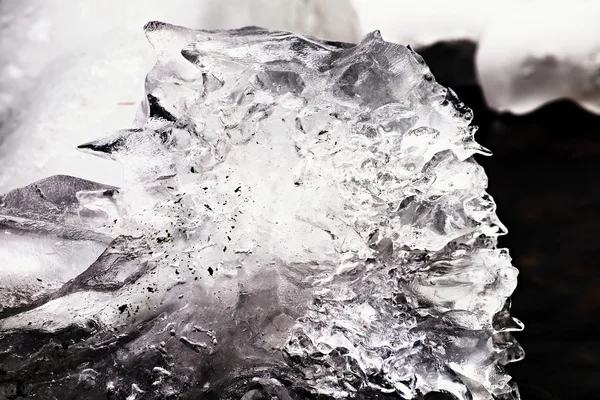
left=476, top=0, right=600, bottom=114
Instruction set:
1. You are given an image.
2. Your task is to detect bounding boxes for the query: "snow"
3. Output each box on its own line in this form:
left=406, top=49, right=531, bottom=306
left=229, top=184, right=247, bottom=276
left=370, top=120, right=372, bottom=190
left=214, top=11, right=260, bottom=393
left=476, top=0, right=600, bottom=114
left=349, top=0, right=528, bottom=47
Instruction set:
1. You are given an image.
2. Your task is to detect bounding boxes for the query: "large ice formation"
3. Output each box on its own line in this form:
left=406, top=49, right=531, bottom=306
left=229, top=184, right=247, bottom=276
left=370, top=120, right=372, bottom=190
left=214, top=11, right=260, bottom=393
left=0, top=23, right=523, bottom=399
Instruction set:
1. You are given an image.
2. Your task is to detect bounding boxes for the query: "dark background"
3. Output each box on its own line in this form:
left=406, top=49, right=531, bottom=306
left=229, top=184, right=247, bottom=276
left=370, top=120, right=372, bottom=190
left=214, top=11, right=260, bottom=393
left=419, top=41, right=600, bottom=400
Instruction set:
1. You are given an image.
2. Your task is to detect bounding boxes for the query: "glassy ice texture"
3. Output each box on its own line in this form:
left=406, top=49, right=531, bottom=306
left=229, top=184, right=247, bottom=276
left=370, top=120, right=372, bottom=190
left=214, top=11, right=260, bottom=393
left=0, top=22, right=523, bottom=400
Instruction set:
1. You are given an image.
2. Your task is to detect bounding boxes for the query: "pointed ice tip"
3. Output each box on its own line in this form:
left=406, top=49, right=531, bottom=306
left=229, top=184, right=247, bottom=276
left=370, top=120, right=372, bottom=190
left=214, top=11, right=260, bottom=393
left=475, top=144, right=493, bottom=157
left=143, top=21, right=197, bottom=58
left=77, top=129, right=139, bottom=160
left=144, top=21, right=167, bottom=33
left=77, top=140, right=117, bottom=160
left=360, top=30, right=384, bottom=45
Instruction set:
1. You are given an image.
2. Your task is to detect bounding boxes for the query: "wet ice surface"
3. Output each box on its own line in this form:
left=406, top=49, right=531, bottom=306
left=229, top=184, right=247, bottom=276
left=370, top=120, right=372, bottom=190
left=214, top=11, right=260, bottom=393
left=0, top=23, right=523, bottom=399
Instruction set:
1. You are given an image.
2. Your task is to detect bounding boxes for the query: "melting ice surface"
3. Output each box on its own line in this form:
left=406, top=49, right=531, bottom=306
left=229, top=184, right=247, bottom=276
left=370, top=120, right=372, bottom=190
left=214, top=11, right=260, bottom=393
left=0, top=22, right=524, bottom=399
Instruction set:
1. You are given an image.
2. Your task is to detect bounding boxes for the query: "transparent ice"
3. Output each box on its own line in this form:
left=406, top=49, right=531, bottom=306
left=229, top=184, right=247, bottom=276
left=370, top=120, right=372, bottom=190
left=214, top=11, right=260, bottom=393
left=0, top=22, right=523, bottom=399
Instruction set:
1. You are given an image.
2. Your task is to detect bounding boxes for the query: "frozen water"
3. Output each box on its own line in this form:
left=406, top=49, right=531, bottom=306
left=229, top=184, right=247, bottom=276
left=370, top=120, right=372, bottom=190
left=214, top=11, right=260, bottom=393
left=0, top=176, right=113, bottom=317
left=0, top=0, right=359, bottom=193
left=0, top=23, right=522, bottom=399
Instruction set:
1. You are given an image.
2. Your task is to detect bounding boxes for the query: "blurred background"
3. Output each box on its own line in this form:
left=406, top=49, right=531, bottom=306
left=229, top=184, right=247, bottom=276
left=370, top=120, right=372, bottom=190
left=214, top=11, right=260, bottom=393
left=1, top=1, right=598, bottom=398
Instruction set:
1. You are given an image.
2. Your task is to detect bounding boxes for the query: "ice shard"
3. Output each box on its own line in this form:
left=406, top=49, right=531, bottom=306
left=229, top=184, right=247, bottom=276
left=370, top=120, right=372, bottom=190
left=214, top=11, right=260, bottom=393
left=0, top=22, right=523, bottom=399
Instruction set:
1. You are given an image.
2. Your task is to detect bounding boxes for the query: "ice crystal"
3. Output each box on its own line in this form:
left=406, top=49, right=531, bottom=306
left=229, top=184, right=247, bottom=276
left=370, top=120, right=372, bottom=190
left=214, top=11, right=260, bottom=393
left=0, top=22, right=523, bottom=399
